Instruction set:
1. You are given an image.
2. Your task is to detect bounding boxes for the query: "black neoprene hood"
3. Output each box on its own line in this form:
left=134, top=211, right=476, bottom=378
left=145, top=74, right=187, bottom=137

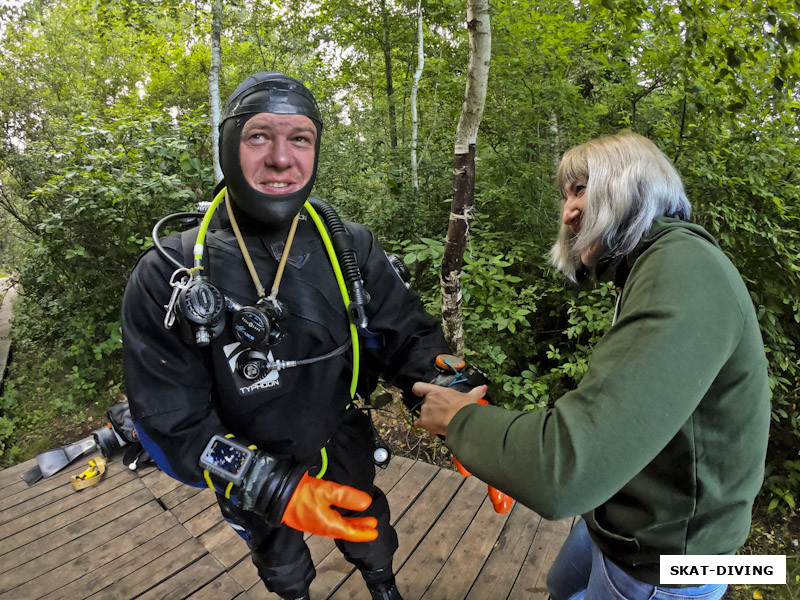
left=219, top=72, right=324, bottom=228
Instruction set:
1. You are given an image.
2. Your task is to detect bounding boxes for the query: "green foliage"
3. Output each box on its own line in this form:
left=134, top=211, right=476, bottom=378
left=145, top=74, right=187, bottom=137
left=9, top=107, right=214, bottom=408
left=394, top=230, right=616, bottom=411
left=0, top=379, right=20, bottom=463
left=764, top=458, right=800, bottom=513
left=0, top=0, right=799, bottom=517
left=0, top=349, right=112, bottom=467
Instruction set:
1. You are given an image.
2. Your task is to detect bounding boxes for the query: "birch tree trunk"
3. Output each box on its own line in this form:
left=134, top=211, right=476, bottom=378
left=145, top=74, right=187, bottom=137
left=209, top=0, right=223, bottom=183
left=440, top=0, right=491, bottom=355
left=410, top=0, right=424, bottom=194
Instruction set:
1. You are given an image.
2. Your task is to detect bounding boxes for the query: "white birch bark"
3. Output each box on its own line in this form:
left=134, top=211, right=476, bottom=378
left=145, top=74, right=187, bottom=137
left=453, top=0, right=491, bottom=157
left=410, top=0, right=424, bottom=193
left=209, top=0, right=223, bottom=183
left=441, top=0, right=491, bottom=354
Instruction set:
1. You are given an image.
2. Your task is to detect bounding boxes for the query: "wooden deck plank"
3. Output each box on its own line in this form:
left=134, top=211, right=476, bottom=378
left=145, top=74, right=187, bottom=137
left=240, top=584, right=281, bottom=600
left=422, top=493, right=514, bottom=600
left=0, top=475, right=76, bottom=519
left=384, top=460, right=440, bottom=521
left=0, top=459, right=39, bottom=501
left=0, top=476, right=145, bottom=554
left=0, top=476, right=30, bottom=504
left=160, top=481, right=204, bottom=510
left=136, top=554, right=230, bottom=600
left=2, top=511, right=178, bottom=600
left=86, top=538, right=208, bottom=600
left=172, top=487, right=218, bottom=524
left=465, top=501, right=543, bottom=600
left=228, top=559, right=264, bottom=594
left=186, top=503, right=229, bottom=538
left=0, top=500, right=164, bottom=594
left=373, top=453, right=416, bottom=491
left=0, top=488, right=158, bottom=577
left=40, top=525, right=193, bottom=600
left=198, top=520, right=249, bottom=569
left=394, top=475, right=486, bottom=600
left=199, top=520, right=243, bottom=555
left=0, top=455, right=573, bottom=600
left=0, top=457, right=37, bottom=484
left=0, top=458, right=132, bottom=529
left=187, top=573, right=247, bottom=600
left=507, top=516, right=574, bottom=600
left=391, top=465, right=461, bottom=556
left=141, top=467, right=184, bottom=499
left=308, top=549, right=356, bottom=599
left=309, top=459, right=441, bottom=599
left=329, top=466, right=464, bottom=600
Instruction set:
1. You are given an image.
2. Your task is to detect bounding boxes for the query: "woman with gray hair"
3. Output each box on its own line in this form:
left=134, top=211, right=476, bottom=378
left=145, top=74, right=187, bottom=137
left=412, top=132, right=770, bottom=599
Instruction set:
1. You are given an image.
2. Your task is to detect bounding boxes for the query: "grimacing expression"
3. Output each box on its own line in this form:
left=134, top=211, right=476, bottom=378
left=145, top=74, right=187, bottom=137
left=561, top=177, right=603, bottom=268
left=239, top=113, right=318, bottom=196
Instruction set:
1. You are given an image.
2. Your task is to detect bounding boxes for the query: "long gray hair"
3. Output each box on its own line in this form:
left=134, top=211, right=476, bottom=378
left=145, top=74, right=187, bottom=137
left=549, top=132, right=691, bottom=282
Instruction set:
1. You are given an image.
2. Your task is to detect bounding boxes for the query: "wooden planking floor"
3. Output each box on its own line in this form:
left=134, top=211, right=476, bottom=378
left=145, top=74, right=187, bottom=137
left=0, top=454, right=572, bottom=600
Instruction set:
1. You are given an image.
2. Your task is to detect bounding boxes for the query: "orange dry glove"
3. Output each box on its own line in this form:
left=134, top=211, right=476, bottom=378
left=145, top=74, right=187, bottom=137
left=452, top=454, right=515, bottom=514
left=281, top=472, right=379, bottom=542
left=450, top=399, right=515, bottom=515
left=488, top=485, right=514, bottom=514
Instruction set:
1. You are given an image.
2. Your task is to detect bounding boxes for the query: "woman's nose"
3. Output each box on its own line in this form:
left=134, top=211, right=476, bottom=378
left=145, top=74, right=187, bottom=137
left=562, top=196, right=579, bottom=225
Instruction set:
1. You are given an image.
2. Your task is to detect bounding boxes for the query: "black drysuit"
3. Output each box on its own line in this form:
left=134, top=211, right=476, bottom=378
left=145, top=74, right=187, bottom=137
left=121, top=206, right=450, bottom=596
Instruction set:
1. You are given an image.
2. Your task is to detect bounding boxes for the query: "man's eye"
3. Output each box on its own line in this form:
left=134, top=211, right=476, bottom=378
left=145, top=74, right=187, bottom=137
left=245, top=132, right=267, bottom=145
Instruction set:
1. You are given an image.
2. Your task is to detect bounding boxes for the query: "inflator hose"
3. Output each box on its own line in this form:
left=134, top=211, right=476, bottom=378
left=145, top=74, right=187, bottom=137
left=152, top=212, right=205, bottom=271
left=307, top=198, right=369, bottom=316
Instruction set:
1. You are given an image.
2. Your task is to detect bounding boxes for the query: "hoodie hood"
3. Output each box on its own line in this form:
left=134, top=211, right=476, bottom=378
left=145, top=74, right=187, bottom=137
left=613, top=217, right=719, bottom=288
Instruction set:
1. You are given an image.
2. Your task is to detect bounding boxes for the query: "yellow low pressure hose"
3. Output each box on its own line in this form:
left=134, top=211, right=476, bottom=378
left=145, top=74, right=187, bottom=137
left=304, top=201, right=360, bottom=400
left=193, top=187, right=227, bottom=271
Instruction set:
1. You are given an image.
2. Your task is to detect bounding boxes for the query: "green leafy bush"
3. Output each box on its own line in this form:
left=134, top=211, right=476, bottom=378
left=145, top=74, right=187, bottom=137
left=392, top=231, right=616, bottom=412
left=3, top=108, right=214, bottom=430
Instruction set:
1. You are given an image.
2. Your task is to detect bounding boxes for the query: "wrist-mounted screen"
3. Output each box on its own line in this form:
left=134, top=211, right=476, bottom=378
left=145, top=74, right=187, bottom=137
left=199, top=435, right=254, bottom=486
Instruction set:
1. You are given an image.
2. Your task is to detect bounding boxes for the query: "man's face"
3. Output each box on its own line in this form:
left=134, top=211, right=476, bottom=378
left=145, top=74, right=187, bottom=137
left=239, top=113, right=317, bottom=195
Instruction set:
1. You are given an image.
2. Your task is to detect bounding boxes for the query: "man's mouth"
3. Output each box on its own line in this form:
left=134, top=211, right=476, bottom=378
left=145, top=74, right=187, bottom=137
left=257, top=181, right=295, bottom=194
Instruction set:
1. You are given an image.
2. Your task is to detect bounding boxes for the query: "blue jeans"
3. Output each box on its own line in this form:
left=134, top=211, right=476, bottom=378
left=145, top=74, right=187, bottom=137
left=547, top=519, right=728, bottom=600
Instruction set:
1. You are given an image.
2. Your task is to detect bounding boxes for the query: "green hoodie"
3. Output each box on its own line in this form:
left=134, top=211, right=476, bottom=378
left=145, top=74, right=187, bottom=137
left=447, top=218, right=770, bottom=585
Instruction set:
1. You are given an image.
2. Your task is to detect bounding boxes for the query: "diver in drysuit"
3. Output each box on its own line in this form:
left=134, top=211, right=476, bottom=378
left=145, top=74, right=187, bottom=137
left=121, top=71, right=458, bottom=600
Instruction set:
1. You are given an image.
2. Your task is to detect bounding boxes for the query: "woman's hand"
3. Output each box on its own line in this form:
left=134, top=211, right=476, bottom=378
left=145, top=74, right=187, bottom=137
left=411, top=382, right=488, bottom=436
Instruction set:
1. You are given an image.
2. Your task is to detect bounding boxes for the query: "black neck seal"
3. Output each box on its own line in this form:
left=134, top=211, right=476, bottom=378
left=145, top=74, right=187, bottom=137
left=219, top=72, right=323, bottom=228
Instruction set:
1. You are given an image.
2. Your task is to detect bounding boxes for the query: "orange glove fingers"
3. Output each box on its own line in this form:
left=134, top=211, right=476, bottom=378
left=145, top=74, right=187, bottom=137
left=450, top=399, right=488, bottom=477
left=317, top=478, right=373, bottom=512
left=283, top=507, right=378, bottom=542
left=346, top=515, right=379, bottom=529
left=309, top=514, right=379, bottom=542
left=488, top=486, right=514, bottom=514
left=445, top=399, right=511, bottom=514
left=338, top=516, right=379, bottom=542
left=281, top=473, right=378, bottom=542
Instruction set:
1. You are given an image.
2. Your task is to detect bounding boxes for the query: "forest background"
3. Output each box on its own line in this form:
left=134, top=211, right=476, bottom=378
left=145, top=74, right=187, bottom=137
left=0, top=0, right=798, bottom=597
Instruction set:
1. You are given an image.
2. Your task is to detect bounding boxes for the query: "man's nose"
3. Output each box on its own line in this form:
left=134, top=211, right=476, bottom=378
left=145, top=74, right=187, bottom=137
left=265, top=138, right=291, bottom=168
